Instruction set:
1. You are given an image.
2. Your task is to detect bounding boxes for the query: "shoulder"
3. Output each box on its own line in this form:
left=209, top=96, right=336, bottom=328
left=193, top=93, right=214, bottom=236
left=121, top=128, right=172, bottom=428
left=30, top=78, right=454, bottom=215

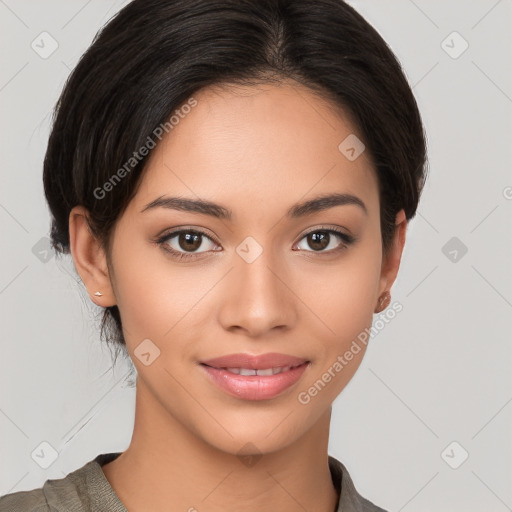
left=0, top=453, right=123, bottom=512
left=0, top=468, right=87, bottom=512
left=328, top=455, right=388, bottom=512
left=0, top=487, right=51, bottom=512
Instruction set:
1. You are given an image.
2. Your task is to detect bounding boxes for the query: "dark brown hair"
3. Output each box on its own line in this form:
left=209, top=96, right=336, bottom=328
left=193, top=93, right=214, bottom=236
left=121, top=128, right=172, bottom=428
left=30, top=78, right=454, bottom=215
left=43, top=0, right=428, bottom=355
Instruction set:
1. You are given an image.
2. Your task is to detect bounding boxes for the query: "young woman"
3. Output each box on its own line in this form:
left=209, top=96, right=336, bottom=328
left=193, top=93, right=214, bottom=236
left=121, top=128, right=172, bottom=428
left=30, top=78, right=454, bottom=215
left=0, top=0, right=427, bottom=510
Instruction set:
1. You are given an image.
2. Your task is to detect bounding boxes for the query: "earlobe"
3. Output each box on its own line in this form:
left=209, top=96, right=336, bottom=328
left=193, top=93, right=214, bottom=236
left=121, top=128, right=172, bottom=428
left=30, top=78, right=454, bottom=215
left=374, top=290, right=391, bottom=313
left=374, top=209, right=407, bottom=313
left=68, top=206, right=116, bottom=307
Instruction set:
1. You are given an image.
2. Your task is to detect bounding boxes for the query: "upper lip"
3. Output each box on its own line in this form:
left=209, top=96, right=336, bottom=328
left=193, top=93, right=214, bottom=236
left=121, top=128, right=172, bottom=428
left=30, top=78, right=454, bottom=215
left=200, top=353, right=309, bottom=370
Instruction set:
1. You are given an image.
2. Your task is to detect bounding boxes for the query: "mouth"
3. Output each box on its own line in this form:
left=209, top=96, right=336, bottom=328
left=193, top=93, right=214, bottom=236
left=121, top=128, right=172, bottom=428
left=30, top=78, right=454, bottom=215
left=199, top=354, right=311, bottom=400
left=200, top=352, right=309, bottom=370
left=200, top=362, right=306, bottom=376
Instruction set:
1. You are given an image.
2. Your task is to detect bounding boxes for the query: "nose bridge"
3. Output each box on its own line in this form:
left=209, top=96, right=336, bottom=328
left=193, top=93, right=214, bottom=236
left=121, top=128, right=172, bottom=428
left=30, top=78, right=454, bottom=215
left=236, top=237, right=286, bottom=305
left=219, top=236, right=295, bottom=334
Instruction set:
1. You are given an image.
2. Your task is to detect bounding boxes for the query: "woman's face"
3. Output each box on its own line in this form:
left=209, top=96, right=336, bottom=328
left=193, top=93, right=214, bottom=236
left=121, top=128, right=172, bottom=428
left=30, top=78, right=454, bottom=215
left=83, top=81, right=404, bottom=455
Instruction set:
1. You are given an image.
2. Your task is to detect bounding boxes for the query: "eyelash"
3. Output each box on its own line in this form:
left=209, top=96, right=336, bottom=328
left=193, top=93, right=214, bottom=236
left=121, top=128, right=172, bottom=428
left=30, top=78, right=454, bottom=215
left=156, top=225, right=356, bottom=262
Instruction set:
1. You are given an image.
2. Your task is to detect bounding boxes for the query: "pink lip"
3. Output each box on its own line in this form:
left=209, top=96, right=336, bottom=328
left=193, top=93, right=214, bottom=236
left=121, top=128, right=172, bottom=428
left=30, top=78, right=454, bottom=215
left=199, top=353, right=310, bottom=401
left=200, top=352, right=309, bottom=370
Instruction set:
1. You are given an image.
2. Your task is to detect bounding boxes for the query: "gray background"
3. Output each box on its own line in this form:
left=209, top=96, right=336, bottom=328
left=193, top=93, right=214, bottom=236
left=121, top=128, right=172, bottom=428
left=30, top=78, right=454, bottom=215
left=1, top=1, right=511, bottom=510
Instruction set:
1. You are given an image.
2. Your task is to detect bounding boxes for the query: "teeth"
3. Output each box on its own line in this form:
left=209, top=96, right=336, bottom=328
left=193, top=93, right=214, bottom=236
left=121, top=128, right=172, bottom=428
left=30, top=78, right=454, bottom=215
left=256, top=368, right=274, bottom=376
left=222, top=365, right=298, bottom=376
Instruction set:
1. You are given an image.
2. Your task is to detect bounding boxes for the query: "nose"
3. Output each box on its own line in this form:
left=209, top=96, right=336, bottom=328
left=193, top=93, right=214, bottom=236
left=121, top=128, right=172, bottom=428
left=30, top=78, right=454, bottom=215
left=217, top=249, right=297, bottom=338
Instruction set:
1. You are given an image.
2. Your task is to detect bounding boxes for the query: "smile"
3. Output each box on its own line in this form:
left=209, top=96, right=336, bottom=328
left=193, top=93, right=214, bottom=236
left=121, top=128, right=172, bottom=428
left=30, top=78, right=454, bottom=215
left=199, top=362, right=310, bottom=400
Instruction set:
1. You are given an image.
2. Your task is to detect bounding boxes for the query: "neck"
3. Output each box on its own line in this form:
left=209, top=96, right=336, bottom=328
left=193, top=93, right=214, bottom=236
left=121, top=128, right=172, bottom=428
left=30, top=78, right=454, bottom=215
left=102, top=379, right=339, bottom=512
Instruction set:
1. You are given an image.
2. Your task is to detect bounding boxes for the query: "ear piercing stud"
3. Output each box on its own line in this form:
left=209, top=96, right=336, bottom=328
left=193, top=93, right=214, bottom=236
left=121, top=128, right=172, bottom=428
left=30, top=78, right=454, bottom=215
left=92, top=290, right=392, bottom=308
left=375, top=290, right=391, bottom=313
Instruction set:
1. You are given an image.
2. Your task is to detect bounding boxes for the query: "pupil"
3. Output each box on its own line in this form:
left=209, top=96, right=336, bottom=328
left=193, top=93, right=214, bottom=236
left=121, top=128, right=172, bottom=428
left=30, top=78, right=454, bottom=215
left=309, top=232, right=329, bottom=251
left=180, top=233, right=201, bottom=251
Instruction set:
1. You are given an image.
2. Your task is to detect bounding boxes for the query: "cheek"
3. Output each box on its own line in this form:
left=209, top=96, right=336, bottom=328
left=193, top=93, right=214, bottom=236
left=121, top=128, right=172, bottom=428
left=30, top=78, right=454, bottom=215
left=298, top=272, right=378, bottom=407
left=297, top=231, right=382, bottom=398
left=304, top=238, right=382, bottom=342
left=110, top=234, right=202, bottom=346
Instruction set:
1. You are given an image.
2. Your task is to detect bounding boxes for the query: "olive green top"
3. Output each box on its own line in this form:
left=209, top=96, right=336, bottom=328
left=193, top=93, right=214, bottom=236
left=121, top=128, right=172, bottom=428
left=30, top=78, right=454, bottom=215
left=0, top=452, right=387, bottom=511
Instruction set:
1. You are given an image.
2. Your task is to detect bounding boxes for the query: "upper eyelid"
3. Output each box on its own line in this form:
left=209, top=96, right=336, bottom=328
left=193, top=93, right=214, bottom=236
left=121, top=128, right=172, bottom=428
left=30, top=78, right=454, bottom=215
left=160, top=225, right=352, bottom=249
left=301, top=225, right=350, bottom=237
left=162, top=224, right=349, bottom=237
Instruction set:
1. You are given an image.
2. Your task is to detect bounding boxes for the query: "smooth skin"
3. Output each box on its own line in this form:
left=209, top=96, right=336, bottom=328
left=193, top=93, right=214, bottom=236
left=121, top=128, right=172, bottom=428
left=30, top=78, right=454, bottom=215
left=69, top=80, right=407, bottom=512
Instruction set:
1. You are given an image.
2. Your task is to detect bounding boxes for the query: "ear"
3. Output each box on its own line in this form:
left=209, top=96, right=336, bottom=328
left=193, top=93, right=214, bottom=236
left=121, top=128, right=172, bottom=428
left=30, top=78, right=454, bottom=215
left=376, top=209, right=407, bottom=302
left=68, top=206, right=116, bottom=307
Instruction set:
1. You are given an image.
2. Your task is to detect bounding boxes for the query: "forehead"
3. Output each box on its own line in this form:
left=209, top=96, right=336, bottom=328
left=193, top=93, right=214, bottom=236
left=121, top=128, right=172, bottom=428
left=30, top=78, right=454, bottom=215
left=130, top=80, right=379, bottom=222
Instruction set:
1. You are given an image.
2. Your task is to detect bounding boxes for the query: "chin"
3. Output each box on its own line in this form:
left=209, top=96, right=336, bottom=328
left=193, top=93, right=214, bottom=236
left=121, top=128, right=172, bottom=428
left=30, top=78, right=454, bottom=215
left=191, top=410, right=316, bottom=458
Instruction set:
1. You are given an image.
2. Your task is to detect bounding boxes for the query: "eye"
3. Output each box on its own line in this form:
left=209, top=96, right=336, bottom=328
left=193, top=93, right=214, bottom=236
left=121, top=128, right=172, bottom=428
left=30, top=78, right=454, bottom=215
left=156, top=229, right=220, bottom=261
left=294, top=226, right=355, bottom=254
left=156, top=225, right=356, bottom=262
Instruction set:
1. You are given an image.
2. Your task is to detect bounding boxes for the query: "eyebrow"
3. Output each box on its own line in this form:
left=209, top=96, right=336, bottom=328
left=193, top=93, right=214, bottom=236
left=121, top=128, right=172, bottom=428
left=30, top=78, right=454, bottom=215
left=140, top=192, right=367, bottom=219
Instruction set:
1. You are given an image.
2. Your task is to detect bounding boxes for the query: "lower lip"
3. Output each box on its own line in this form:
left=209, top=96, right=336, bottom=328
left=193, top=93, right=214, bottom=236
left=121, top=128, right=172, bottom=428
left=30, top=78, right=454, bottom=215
left=200, top=362, right=310, bottom=400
